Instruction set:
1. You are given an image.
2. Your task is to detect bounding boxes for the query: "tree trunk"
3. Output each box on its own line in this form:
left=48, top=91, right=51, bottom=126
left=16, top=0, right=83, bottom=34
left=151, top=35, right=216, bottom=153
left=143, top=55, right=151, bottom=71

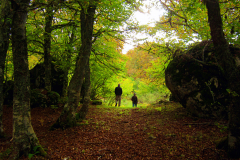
left=0, top=0, right=11, bottom=138
left=62, top=67, right=69, bottom=98
left=9, top=0, right=47, bottom=159
left=205, top=0, right=240, bottom=158
left=78, top=59, right=91, bottom=120
left=44, top=2, right=54, bottom=91
left=62, top=28, right=76, bottom=98
left=51, top=4, right=96, bottom=130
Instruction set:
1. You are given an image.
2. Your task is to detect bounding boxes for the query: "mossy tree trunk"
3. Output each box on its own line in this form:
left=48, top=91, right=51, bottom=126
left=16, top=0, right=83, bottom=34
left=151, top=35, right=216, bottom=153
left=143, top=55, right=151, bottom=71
left=205, top=0, right=240, bottom=158
left=51, top=4, right=96, bottom=130
left=78, top=59, right=91, bottom=120
left=0, top=0, right=11, bottom=138
left=44, top=1, right=54, bottom=91
left=9, top=1, right=47, bottom=159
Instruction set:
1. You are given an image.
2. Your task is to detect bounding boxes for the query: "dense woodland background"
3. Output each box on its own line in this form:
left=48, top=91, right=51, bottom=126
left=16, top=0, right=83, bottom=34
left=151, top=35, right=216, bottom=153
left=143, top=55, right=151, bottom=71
left=0, top=0, right=240, bottom=159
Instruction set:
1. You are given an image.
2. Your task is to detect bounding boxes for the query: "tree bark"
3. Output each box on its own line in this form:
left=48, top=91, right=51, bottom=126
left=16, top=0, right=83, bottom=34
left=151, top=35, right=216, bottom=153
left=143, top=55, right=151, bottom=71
left=62, top=62, right=70, bottom=98
left=205, top=0, right=240, bottom=158
left=0, top=0, right=11, bottom=138
left=51, top=4, right=96, bottom=130
left=9, top=0, right=47, bottom=159
left=44, top=1, right=54, bottom=91
left=78, top=59, right=91, bottom=120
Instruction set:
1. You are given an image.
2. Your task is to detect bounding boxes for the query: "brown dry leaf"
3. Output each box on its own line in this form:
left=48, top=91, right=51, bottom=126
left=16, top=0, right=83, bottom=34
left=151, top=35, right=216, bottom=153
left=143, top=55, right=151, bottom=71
left=0, top=103, right=228, bottom=160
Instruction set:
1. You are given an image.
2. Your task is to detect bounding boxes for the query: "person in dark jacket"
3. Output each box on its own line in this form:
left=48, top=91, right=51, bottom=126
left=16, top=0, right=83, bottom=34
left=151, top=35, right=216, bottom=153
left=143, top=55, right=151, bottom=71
left=115, top=84, right=122, bottom=107
left=131, top=93, right=138, bottom=107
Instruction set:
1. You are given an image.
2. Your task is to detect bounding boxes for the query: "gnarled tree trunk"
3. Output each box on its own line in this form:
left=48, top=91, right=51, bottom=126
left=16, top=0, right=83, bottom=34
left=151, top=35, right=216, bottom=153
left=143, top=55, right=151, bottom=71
left=51, top=4, right=96, bottom=130
left=0, top=0, right=11, bottom=138
left=205, top=0, right=240, bottom=158
left=9, top=0, right=47, bottom=159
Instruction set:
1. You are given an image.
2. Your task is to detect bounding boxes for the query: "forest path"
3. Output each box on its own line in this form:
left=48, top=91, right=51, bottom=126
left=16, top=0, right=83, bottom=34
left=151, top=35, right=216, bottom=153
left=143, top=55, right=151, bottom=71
left=1, top=103, right=228, bottom=159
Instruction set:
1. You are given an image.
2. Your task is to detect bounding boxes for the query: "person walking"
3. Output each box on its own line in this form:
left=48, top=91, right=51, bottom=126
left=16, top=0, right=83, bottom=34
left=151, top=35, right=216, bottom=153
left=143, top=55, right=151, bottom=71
left=115, top=84, right=122, bottom=107
left=131, top=93, right=138, bottom=107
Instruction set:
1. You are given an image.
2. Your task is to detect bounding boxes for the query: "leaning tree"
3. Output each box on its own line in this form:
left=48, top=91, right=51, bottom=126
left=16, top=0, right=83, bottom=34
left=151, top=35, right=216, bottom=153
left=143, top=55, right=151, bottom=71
left=51, top=0, right=140, bottom=129
left=51, top=2, right=97, bottom=129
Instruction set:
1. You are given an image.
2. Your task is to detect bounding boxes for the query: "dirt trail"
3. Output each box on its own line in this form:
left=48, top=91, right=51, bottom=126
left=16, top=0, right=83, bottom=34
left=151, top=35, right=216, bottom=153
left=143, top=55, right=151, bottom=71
left=0, top=103, right=228, bottom=159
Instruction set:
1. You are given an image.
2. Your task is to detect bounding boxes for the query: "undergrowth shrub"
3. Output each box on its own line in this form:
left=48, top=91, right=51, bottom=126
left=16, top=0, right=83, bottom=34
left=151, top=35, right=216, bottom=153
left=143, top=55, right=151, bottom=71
left=30, top=89, right=60, bottom=108
left=31, top=89, right=47, bottom=108
left=59, top=96, right=67, bottom=103
left=47, top=91, right=60, bottom=105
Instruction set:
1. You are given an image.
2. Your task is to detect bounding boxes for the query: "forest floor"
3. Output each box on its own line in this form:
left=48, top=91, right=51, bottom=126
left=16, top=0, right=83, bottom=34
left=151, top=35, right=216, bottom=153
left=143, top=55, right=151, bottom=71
left=0, top=102, right=230, bottom=160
